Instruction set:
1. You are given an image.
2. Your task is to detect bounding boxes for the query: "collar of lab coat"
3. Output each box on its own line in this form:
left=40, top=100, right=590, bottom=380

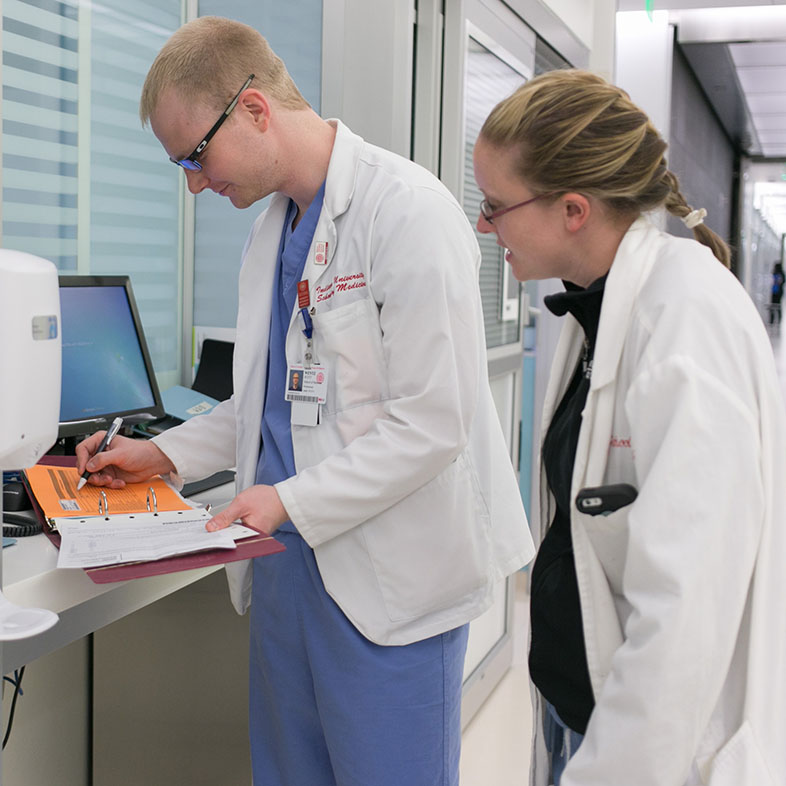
left=540, top=216, right=660, bottom=437
left=322, top=119, right=361, bottom=221
left=265, top=119, right=362, bottom=294
left=590, top=216, right=660, bottom=390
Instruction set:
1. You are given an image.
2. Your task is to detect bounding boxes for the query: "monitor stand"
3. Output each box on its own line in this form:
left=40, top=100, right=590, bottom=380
left=47, top=435, right=82, bottom=456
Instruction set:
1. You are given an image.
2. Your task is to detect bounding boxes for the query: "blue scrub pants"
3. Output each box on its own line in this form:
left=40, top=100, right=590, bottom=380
left=249, top=530, right=469, bottom=786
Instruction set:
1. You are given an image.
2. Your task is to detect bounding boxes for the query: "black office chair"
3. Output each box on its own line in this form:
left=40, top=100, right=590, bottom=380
left=192, top=339, right=234, bottom=401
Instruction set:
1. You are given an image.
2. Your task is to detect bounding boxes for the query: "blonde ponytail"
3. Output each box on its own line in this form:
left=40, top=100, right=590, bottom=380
left=662, top=170, right=730, bottom=268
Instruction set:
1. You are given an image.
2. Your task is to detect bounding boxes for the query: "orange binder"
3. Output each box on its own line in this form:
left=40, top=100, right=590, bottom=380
left=26, top=455, right=285, bottom=584
left=25, top=464, right=190, bottom=527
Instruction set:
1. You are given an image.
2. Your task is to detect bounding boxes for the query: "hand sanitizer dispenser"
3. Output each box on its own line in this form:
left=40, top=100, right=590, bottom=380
left=0, top=249, right=61, bottom=639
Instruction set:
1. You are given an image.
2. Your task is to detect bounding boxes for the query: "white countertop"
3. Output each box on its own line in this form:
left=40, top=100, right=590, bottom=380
left=1, top=483, right=235, bottom=672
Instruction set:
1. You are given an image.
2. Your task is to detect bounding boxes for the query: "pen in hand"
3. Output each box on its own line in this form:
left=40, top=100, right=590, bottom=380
left=77, top=416, right=124, bottom=491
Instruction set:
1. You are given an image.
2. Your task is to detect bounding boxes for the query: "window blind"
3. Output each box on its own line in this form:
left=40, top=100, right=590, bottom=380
left=1, top=0, right=182, bottom=385
left=88, top=0, right=181, bottom=383
left=2, top=0, right=79, bottom=268
left=463, top=38, right=526, bottom=349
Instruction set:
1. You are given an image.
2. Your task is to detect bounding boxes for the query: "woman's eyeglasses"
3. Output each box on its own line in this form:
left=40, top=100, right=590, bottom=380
left=479, top=191, right=555, bottom=224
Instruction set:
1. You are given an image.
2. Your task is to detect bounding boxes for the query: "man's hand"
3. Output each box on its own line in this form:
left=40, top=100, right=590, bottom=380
left=75, top=433, right=176, bottom=488
left=206, top=485, right=289, bottom=536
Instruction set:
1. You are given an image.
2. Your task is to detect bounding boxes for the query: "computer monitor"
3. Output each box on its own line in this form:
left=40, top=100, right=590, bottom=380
left=57, top=275, right=165, bottom=439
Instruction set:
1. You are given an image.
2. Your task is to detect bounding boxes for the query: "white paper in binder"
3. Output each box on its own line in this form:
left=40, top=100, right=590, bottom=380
left=54, top=509, right=258, bottom=570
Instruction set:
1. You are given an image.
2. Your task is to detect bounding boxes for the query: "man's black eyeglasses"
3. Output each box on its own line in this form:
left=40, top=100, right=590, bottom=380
left=170, top=74, right=255, bottom=171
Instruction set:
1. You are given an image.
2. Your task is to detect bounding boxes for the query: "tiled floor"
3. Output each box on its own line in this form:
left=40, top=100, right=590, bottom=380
left=459, top=571, right=532, bottom=785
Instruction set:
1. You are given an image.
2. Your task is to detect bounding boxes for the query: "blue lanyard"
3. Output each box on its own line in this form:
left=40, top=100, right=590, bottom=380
left=300, top=307, right=313, bottom=339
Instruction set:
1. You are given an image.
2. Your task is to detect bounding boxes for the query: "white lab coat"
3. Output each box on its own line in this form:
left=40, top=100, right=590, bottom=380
left=530, top=217, right=786, bottom=786
left=154, top=120, right=534, bottom=646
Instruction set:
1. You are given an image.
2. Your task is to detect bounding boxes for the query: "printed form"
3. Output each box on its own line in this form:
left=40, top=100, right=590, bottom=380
left=56, top=514, right=257, bottom=569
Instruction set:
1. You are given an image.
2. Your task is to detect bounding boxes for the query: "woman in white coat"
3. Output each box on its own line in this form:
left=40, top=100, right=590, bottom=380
left=472, top=69, right=786, bottom=786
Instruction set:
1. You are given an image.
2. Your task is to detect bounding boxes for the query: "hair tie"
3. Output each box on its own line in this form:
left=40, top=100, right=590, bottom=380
left=681, top=208, right=707, bottom=229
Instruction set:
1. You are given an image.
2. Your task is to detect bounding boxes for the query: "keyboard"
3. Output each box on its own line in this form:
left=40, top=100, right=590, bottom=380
left=182, top=470, right=236, bottom=498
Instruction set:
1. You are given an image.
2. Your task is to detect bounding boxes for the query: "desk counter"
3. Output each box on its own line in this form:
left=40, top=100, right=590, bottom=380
left=1, top=483, right=235, bottom=672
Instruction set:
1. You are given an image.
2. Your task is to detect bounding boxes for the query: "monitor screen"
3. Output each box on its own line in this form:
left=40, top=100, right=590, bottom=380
left=58, top=275, right=164, bottom=438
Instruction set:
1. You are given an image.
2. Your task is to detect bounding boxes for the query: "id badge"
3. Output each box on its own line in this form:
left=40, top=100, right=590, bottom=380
left=285, top=364, right=328, bottom=405
left=286, top=365, right=328, bottom=427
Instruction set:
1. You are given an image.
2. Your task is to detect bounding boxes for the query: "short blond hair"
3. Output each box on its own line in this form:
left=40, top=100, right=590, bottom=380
left=481, top=69, right=730, bottom=267
left=139, top=16, right=308, bottom=126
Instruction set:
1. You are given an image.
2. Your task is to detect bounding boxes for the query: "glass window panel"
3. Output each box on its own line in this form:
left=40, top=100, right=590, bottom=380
left=88, top=1, right=182, bottom=385
left=463, top=37, right=527, bottom=350
left=2, top=0, right=182, bottom=388
left=192, top=3, right=323, bottom=330
left=2, top=1, right=79, bottom=272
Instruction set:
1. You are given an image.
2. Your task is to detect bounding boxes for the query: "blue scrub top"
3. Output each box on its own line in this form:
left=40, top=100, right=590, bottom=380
left=255, top=183, right=326, bottom=532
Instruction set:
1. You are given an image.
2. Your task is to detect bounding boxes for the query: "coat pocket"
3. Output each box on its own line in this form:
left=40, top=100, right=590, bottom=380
left=311, top=298, right=388, bottom=414
left=577, top=503, right=631, bottom=597
left=361, top=452, right=491, bottom=622
left=702, top=721, right=774, bottom=786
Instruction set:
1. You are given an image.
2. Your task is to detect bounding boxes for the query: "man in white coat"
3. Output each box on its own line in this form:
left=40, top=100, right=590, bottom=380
left=76, top=16, right=533, bottom=786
